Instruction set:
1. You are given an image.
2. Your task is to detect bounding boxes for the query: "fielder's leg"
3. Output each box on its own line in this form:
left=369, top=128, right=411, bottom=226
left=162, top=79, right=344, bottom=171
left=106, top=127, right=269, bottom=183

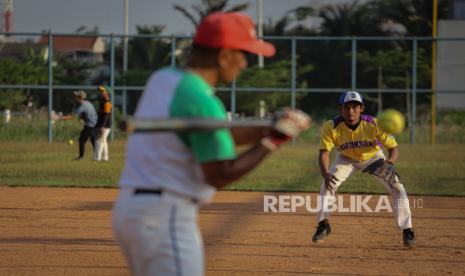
left=313, top=154, right=356, bottom=242
left=101, top=128, right=110, bottom=161
left=361, top=153, right=415, bottom=247
left=360, top=152, right=413, bottom=229
left=93, top=128, right=110, bottom=161
left=78, top=127, right=91, bottom=158
left=374, top=173, right=415, bottom=247
left=374, top=175, right=413, bottom=228
left=93, top=133, right=102, bottom=161
left=90, top=127, right=97, bottom=150
left=317, top=154, right=357, bottom=223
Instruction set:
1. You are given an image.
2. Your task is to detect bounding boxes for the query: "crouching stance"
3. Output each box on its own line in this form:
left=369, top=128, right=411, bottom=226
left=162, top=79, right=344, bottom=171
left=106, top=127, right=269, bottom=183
left=312, top=91, right=415, bottom=248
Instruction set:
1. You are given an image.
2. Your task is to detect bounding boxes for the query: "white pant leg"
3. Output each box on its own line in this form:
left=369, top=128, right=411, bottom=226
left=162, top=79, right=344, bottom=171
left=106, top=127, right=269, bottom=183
left=112, top=190, right=203, bottom=276
left=317, top=154, right=357, bottom=223
left=101, top=128, right=110, bottom=161
left=94, top=128, right=110, bottom=161
left=360, top=153, right=413, bottom=230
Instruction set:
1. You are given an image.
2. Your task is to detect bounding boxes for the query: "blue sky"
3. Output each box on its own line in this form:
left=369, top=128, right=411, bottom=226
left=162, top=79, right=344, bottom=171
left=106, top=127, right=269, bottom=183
left=11, top=0, right=356, bottom=35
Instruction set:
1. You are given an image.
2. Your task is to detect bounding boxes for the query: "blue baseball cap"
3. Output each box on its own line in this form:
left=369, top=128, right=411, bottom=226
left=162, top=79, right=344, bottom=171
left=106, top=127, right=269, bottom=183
left=339, top=91, right=363, bottom=105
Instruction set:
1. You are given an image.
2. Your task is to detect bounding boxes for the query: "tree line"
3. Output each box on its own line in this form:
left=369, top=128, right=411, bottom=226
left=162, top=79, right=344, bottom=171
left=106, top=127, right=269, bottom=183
left=0, top=0, right=448, bottom=120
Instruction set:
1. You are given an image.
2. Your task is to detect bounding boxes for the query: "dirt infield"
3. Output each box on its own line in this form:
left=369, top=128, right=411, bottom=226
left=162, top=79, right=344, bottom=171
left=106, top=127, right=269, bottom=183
left=0, top=187, right=464, bottom=276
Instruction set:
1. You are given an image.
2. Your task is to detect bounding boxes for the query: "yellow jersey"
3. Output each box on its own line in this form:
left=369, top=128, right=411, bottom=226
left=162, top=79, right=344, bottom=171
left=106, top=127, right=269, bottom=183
left=319, top=115, right=398, bottom=161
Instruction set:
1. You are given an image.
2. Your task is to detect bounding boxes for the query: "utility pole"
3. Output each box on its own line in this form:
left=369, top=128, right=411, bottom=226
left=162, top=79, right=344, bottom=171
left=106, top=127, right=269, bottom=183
left=257, top=0, right=264, bottom=68
left=122, top=0, right=129, bottom=116
left=431, top=0, right=438, bottom=144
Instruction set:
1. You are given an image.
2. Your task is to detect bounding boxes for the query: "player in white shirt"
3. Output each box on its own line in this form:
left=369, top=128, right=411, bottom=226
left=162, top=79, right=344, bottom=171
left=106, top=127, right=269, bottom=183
left=112, top=12, right=310, bottom=276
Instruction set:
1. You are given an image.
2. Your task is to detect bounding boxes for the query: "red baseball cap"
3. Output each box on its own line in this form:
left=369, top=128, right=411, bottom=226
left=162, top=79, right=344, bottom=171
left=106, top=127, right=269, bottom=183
left=194, top=12, right=276, bottom=57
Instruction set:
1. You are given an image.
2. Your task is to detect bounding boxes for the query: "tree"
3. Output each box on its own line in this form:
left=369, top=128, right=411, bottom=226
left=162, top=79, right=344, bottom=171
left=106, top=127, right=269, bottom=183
left=0, top=48, right=48, bottom=110
left=112, top=25, right=171, bottom=113
left=358, top=48, right=431, bottom=89
left=113, top=24, right=171, bottom=76
left=174, top=0, right=250, bottom=29
left=52, top=54, right=99, bottom=112
left=0, top=59, right=28, bottom=110
left=290, top=1, right=386, bottom=36
left=127, top=25, right=171, bottom=70
left=222, top=59, right=313, bottom=115
left=263, top=14, right=292, bottom=36
left=357, top=47, right=431, bottom=117
left=371, top=0, right=449, bottom=36
left=115, top=24, right=171, bottom=87
left=282, top=0, right=442, bottom=118
left=318, top=2, right=387, bottom=36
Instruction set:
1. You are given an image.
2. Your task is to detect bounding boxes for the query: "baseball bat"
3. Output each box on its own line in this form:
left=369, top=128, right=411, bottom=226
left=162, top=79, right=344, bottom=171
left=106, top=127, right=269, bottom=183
left=119, top=117, right=274, bottom=133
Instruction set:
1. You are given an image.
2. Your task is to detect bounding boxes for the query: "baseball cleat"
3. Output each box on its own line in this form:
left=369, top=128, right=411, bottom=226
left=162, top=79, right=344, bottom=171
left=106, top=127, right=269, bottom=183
left=403, top=228, right=415, bottom=248
left=312, top=219, right=331, bottom=243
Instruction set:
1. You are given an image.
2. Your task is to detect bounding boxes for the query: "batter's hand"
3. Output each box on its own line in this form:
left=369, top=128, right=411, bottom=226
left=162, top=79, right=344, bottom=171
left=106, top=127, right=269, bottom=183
left=260, top=130, right=291, bottom=152
left=261, top=109, right=311, bottom=152
left=323, top=172, right=339, bottom=191
left=273, top=108, right=311, bottom=138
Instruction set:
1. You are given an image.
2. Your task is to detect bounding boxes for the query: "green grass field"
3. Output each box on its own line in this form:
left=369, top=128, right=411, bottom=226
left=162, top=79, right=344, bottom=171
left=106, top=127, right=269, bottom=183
left=1, top=140, right=464, bottom=196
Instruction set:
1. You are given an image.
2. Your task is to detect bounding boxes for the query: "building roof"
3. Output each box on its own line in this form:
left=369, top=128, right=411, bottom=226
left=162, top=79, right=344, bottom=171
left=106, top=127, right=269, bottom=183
left=39, top=35, right=99, bottom=52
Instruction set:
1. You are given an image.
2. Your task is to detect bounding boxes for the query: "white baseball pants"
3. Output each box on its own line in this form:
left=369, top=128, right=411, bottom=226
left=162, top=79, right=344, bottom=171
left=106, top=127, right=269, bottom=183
left=93, top=128, right=111, bottom=161
left=317, top=151, right=412, bottom=229
left=112, top=189, right=203, bottom=276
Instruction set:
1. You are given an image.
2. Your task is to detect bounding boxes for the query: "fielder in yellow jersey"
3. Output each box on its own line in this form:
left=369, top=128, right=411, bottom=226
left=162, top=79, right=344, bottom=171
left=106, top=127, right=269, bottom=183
left=312, top=91, right=415, bottom=248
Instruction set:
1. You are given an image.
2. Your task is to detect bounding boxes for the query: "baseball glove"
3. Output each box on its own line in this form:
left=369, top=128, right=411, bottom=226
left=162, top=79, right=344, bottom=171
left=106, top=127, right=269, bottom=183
left=363, top=159, right=400, bottom=188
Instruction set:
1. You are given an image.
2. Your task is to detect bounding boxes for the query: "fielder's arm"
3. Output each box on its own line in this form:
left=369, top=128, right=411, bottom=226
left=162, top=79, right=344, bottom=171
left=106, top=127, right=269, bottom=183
left=386, top=146, right=399, bottom=164
left=61, top=112, right=85, bottom=122
left=60, top=114, right=74, bottom=121
left=318, top=149, right=339, bottom=190
left=318, top=149, right=330, bottom=176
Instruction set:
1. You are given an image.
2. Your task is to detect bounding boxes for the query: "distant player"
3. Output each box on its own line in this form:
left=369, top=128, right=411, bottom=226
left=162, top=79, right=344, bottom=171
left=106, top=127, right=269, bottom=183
left=93, top=85, right=112, bottom=162
left=112, top=12, right=310, bottom=276
left=312, top=91, right=415, bottom=248
left=61, top=90, right=98, bottom=160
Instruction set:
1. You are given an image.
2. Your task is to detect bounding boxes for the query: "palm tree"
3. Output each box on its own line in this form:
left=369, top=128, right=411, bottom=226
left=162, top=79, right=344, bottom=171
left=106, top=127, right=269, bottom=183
left=318, top=2, right=386, bottom=36
left=371, top=0, right=449, bottom=36
left=128, top=25, right=171, bottom=70
left=174, top=0, right=250, bottom=29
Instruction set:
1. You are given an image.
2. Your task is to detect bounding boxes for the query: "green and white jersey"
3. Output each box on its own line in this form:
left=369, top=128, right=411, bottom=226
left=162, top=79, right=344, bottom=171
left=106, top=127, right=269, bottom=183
left=119, top=68, right=236, bottom=203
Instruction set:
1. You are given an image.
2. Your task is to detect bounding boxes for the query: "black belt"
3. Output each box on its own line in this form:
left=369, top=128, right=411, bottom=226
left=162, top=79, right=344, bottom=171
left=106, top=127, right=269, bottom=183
left=134, top=188, right=162, bottom=195
left=133, top=188, right=198, bottom=204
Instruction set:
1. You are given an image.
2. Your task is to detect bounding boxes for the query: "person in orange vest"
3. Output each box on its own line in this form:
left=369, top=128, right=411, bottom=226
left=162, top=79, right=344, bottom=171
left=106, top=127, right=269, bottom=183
left=93, top=85, right=112, bottom=162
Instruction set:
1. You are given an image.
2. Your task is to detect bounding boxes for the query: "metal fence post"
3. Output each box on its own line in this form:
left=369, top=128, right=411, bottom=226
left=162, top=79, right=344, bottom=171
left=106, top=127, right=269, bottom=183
left=123, top=34, right=128, bottom=117
left=351, top=37, right=357, bottom=90
left=410, top=39, right=418, bottom=144
left=291, top=37, right=296, bottom=109
left=231, top=78, right=236, bottom=120
left=110, top=34, right=115, bottom=142
left=171, top=36, right=176, bottom=68
left=47, top=31, right=53, bottom=143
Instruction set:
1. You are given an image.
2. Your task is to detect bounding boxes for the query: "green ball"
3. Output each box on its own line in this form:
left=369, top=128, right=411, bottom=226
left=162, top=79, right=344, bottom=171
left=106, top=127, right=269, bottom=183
left=377, top=109, right=405, bottom=135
